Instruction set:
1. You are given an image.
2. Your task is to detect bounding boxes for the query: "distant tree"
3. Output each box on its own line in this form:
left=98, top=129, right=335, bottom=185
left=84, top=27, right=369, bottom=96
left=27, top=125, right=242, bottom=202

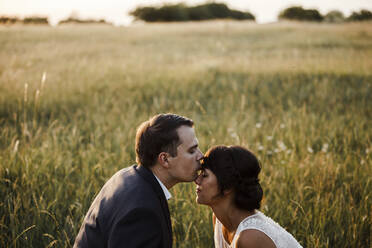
left=0, top=16, right=20, bottom=24
left=188, top=5, right=213, bottom=20
left=347, top=9, right=372, bottom=21
left=58, top=18, right=111, bottom=25
left=130, top=2, right=255, bottom=22
left=156, top=4, right=189, bottom=22
left=324, top=10, right=345, bottom=23
left=279, top=6, right=323, bottom=22
left=130, top=7, right=159, bottom=22
left=130, top=5, right=188, bottom=22
left=230, top=10, right=255, bottom=20
left=207, top=3, right=230, bottom=19
left=58, top=11, right=111, bottom=25
left=23, top=17, right=49, bottom=25
left=187, top=3, right=231, bottom=21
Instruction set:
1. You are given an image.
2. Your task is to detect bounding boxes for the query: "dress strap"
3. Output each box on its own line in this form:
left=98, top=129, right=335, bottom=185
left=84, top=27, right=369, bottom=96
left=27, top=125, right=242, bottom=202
left=214, top=217, right=231, bottom=248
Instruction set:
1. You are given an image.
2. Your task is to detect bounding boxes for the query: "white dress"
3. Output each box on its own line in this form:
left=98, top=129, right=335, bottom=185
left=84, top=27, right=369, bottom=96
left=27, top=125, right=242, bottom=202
left=214, top=211, right=303, bottom=248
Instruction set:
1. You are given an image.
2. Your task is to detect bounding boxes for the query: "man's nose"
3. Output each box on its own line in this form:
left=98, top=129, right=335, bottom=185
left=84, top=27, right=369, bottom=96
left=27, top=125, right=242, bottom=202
left=197, top=149, right=204, bottom=160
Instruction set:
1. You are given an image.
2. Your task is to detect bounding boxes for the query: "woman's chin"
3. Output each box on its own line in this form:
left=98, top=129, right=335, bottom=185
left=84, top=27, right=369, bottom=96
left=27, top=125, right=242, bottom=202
left=196, top=196, right=207, bottom=205
left=195, top=196, right=203, bottom=205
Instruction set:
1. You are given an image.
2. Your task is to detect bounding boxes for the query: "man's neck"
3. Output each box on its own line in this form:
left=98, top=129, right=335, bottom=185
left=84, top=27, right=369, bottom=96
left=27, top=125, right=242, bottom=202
left=150, top=165, right=176, bottom=190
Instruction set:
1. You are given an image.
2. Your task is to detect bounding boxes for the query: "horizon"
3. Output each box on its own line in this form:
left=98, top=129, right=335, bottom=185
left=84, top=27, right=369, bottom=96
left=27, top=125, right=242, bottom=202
left=0, top=0, right=371, bottom=26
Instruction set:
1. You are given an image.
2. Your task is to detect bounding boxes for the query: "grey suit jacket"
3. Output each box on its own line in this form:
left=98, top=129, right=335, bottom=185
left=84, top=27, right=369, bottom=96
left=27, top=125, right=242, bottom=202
left=74, top=165, right=172, bottom=248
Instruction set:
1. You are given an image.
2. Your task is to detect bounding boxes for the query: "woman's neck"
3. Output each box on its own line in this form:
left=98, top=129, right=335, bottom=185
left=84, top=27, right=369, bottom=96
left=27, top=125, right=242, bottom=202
left=212, top=202, right=256, bottom=233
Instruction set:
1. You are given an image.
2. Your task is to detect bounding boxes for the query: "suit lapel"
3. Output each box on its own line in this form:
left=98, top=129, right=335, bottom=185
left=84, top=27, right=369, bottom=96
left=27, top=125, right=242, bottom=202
left=135, top=165, right=173, bottom=246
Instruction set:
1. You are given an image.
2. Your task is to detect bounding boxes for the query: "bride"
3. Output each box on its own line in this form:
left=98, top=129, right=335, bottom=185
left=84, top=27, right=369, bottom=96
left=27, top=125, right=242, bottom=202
left=195, top=145, right=302, bottom=248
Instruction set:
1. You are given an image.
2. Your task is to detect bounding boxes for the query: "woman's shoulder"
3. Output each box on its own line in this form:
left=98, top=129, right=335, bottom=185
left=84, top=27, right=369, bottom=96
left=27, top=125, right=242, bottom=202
left=235, top=229, right=276, bottom=248
left=233, top=211, right=276, bottom=248
left=236, top=211, right=303, bottom=248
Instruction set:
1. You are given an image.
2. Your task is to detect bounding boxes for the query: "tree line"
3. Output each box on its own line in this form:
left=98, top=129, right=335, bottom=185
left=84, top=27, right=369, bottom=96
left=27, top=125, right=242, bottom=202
left=0, top=16, right=112, bottom=25
left=1, top=4, right=371, bottom=25
left=130, top=3, right=255, bottom=22
left=0, top=16, right=49, bottom=25
left=279, top=6, right=372, bottom=22
left=131, top=4, right=372, bottom=23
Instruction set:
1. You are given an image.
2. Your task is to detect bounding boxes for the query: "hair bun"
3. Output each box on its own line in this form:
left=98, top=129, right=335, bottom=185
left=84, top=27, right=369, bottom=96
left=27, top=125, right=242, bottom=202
left=245, top=177, right=260, bottom=186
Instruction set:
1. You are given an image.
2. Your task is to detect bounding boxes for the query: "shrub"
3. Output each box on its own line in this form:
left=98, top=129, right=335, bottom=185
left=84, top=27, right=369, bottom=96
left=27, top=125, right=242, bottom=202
left=324, top=10, right=345, bottom=23
left=23, top=17, right=49, bottom=25
left=0, top=16, right=20, bottom=24
left=279, top=6, right=323, bottom=22
left=58, top=18, right=111, bottom=25
left=347, top=9, right=372, bottom=21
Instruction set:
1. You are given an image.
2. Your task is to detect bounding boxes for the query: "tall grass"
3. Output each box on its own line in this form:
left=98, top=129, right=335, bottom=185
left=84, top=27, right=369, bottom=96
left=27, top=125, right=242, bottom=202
left=0, top=21, right=371, bottom=247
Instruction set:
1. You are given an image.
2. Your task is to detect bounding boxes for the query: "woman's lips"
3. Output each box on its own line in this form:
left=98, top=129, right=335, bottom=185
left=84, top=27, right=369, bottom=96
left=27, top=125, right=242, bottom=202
left=196, top=188, right=201, bottom=194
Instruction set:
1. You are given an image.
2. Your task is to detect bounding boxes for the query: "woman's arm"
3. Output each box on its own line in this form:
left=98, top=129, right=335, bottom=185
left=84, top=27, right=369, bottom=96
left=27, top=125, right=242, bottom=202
left=236, top=229, right=276, bottom=248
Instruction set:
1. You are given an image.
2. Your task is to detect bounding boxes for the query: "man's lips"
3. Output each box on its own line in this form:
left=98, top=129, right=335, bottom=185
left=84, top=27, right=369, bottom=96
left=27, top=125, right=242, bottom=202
left=196, top=188, right=201, bottom=194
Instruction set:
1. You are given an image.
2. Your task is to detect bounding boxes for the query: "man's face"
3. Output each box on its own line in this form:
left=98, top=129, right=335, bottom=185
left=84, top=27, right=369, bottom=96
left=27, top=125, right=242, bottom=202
left=167, top=125, right=203, bottom=183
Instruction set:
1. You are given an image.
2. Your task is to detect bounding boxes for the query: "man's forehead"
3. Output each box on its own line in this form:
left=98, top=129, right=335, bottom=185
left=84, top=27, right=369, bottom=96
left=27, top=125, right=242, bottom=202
left=177, top=126, right=197, bottom=147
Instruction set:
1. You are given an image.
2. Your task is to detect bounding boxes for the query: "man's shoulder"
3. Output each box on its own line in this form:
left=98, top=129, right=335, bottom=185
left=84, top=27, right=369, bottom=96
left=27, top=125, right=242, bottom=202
left=105, top=165, right=152, bottom=190
left=101, top=165, right=159, bottom=203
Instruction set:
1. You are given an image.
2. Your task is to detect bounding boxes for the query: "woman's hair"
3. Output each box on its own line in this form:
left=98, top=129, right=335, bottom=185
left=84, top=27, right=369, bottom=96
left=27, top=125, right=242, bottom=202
left=202, top=145, right=263, bottom=211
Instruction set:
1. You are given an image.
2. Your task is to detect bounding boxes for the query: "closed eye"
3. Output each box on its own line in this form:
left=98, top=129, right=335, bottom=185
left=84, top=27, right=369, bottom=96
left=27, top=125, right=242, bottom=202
left=198, top=170, right=207, bottom=177
left=188, top=144, right=199, bottom=154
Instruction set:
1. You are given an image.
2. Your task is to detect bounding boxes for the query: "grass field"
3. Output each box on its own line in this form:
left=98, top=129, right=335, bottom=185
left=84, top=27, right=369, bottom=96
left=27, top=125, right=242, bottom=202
left=0, top=21, right=371, bottom=247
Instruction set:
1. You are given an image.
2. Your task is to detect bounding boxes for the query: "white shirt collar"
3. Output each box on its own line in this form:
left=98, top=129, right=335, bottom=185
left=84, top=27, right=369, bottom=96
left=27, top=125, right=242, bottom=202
left=153, top=174, right=172, bottom=201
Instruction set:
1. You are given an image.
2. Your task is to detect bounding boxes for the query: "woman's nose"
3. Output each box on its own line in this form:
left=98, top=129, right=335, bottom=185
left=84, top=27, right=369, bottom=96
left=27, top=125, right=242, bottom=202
left=194, top=174, right=201, bottom=185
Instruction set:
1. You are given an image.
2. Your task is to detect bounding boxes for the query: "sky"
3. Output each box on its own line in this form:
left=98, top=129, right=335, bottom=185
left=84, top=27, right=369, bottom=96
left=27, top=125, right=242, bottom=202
left=1, top=0, right=371, bottom=26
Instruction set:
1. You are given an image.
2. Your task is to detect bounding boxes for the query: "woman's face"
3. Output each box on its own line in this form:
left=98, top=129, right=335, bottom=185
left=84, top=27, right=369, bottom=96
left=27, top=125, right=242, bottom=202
left=194, top=168, right=221, bottom=206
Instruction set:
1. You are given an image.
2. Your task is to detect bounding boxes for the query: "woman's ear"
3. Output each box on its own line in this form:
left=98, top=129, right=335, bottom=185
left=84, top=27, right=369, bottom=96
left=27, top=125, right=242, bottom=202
left=223, top=188, right=233, bottom=196
left=158, top=152, right=170, bottom=168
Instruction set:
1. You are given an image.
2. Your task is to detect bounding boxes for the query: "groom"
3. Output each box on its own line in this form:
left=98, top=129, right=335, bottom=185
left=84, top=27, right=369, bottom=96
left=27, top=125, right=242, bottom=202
left=74, top=113, right=203, bottom=248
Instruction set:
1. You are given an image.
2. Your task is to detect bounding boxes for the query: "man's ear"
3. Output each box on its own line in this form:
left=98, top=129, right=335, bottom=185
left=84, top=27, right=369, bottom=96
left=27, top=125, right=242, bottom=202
left=158, top=152, right=170, bottom=168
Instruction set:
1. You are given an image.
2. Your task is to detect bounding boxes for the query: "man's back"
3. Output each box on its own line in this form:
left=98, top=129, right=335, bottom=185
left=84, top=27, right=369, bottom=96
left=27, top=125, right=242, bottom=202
left=74, top=165, right=172, bottom=248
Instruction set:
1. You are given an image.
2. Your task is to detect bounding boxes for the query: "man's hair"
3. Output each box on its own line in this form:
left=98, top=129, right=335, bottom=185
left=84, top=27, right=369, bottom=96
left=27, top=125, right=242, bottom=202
left=135, top=113, right=194, bottom=168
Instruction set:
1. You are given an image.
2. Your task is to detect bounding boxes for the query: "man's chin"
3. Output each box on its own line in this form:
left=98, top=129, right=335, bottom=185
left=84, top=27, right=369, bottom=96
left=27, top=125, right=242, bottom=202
left=188, top=173, right=199, bottom=182
left=179, top=172, right=199, bottom=182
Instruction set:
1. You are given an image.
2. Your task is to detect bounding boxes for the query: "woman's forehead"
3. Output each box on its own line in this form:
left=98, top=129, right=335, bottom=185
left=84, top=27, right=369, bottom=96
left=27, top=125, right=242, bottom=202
left=201, top=167, right=212, bottom=173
